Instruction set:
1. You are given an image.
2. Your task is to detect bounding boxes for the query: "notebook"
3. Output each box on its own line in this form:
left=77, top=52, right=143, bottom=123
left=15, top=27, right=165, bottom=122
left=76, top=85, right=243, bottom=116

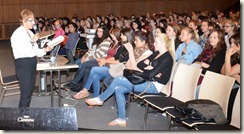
left=0, top=107, right=78, bottom=130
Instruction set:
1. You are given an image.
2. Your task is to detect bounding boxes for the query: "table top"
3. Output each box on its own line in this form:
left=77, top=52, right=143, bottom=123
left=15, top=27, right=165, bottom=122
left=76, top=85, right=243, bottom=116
left=36, top=55, right=79, bottom=71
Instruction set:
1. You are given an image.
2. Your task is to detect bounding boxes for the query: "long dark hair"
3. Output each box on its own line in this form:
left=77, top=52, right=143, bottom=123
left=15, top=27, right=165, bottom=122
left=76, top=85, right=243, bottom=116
left=197, top=29, right=226, bottom=62
left=229, top=32, right=240, bottom=66
left=120, top=28, right=135, bottom=47
left=92, top=24, right=111, bottom=46
left=110, top=28, right=121, bottom=49
left=134, top=30, right=154, bottom=52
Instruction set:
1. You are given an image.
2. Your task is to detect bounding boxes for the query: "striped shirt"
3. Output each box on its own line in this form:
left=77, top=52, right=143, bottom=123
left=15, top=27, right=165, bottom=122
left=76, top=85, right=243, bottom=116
left=88, top=38, right=112, bottom=60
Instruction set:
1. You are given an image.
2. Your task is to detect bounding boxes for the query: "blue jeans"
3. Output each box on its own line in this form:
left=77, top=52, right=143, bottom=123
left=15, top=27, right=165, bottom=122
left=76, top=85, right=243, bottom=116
left=98, top=76, right=159, bottom=120
left=72, top=59, right=98, bottom=85
left=84, top=66, right=110, bottom=97
left=103, top=75, right=114, bottom=87
left=75, top=58, right=82, bottom=70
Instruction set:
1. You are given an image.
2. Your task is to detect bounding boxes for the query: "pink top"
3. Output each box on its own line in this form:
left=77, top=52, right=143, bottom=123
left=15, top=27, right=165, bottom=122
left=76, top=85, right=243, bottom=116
left=53, top=28, right=65, bottom=39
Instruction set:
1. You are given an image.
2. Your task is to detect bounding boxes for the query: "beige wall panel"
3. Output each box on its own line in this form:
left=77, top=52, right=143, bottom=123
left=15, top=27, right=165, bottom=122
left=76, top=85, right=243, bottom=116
left=20, top=0, right=57, bottom=4
left=2, top=0, right=20, bottom=4
left=1, top=0, right=240, bottom=23
left=105, top=2, right=121, bottom=17
left=3, top=5, right=21, bottom=23
left=54, top=3, right=76, bottom=18
left=21, top=4, right=57, bottom=18
left=0, top=5, right=3, bottom=23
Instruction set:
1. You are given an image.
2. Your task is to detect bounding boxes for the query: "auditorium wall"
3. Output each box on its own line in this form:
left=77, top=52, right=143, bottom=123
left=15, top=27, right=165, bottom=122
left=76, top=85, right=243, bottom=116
left=0, top=0, right=239, bottom=39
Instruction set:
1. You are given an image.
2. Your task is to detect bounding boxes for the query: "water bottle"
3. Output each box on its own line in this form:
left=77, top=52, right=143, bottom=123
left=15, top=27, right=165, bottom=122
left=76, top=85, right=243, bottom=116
left=50, top=52, right=56, bottom=65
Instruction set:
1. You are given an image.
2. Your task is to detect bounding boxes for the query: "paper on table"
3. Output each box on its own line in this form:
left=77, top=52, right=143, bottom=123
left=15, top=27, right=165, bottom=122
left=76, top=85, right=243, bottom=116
left=47, top=35, right=65, bottom=47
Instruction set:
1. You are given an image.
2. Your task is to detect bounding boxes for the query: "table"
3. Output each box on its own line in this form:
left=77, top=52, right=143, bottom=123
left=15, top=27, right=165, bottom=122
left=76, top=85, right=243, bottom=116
left=80, top=34, right=95, bottom=49
left=36, top=55, right=79, bottom=107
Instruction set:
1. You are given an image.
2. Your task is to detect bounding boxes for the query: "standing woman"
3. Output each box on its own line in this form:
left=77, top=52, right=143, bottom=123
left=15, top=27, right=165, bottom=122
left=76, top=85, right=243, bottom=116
left=11, top=9, right=52, bottom=107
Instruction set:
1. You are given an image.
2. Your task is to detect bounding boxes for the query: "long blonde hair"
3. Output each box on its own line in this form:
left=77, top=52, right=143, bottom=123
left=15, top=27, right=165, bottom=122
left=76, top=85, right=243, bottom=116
left=156, top=33, right=175, bottom=60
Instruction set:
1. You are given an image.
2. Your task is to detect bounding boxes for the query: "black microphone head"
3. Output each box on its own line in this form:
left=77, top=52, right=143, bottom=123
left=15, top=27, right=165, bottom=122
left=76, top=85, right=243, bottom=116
left=33, top=24, right=39, bottom=33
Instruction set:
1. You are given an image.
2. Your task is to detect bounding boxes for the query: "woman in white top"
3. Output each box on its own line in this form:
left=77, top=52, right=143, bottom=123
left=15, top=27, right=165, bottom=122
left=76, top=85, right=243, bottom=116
left=11, top=9, right=52, bottom=107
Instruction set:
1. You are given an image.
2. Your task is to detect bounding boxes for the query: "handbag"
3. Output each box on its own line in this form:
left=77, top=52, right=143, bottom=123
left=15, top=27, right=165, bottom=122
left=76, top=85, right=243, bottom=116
left=109, top=63, right=126, bottom=78
left=123, top=69, right=151, bottom=97
left=123, top=69, right=149, bottom=85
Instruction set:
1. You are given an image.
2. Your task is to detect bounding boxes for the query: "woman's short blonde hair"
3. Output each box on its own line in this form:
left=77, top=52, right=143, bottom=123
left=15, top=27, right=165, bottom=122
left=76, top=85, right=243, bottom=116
left=19, top=9, right=34, bottom=23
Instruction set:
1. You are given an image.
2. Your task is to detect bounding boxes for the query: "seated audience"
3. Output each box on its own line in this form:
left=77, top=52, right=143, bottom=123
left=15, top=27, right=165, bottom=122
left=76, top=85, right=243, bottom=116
left=84, top=33, right=174, bottom=127
left=73, top=30, right=153, bottom=99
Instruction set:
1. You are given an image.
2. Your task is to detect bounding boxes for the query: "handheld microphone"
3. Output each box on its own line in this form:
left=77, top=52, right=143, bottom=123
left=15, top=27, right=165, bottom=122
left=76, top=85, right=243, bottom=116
left=33, top=24, right=41, bottom=47
left=33, top=24, right=40, bottom=34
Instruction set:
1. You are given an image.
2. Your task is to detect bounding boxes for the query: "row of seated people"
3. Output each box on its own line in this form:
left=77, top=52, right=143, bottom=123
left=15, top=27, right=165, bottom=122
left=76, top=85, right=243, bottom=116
left=62, top=21, right=240, bottom=127
left=36, top=8, right=240, bottom=64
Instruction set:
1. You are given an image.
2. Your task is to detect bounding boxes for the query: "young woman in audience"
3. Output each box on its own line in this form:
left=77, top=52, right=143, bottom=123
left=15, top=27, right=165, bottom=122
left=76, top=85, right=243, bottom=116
left=155, top=26, right=164, bottom=37
left=104, top=17, right=111, bottom=30
left=60, top=22, right=80, bottom=64
left=166, top=23, right=182, bottom=50
left=85, top=33, right=174, bottom=127
left=69, top=25, right=112, bottom=90
left=73, top=30, right=153, bottom=99
left=84, top=19, right=93, bottom=32
left=193, top=29, right=226, bottom=75
left=109, top=19, right=116, bottom=33
left=193, top=29, right=227, bottom=99
left=223, top=19, right=237, bottom=49
left=175, top=27, right=202, bottom=64
left=37, top=20, right=45, bottom=32
left=72, top=28, right=132, bottom=98
left=131, top=19, right=141, bottom=32
left=115, top=19, right=123, bottom=29
left=221, top=32, right=240, bottom=86
left=149, top=18, right=157, bottom=37
left=158, top=19, right=167, bottom=33
left=221, top=33, right=240, bottom=121
left=69, top=28, right=121, bottom=92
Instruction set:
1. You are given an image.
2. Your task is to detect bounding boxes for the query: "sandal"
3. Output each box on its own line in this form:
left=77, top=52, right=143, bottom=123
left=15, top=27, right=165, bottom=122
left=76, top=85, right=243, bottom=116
left=108, top=119, right=126, bottom=127
left=72, top=90, right=89, bottom=100
left=85, top=97, right=103, bottom=106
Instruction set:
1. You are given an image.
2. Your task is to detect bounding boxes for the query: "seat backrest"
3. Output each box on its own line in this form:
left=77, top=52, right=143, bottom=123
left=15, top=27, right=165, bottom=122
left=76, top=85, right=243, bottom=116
left=0, top=69, right=3, bottom=85
left=160, top=61, right=176, bottom=96
left=198, top=71, right=235, bottom=117
left=171, top=63, right=202, bottom=102
left=230, top=88, right=240, bottom=128
left=72, top=38, right=80, bottom=56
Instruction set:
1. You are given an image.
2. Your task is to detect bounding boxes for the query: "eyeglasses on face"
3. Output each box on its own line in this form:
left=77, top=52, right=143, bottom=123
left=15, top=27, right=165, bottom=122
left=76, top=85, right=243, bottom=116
left=26, top=19, right=34, bottom=23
